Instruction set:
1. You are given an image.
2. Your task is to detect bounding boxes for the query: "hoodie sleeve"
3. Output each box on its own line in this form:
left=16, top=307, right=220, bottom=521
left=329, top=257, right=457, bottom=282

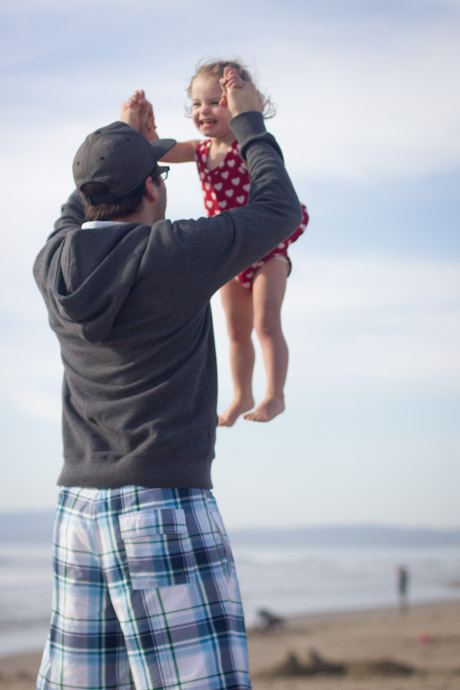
left=161, top=111, right=303, bottom=302
left=33, top=190, right=84, bottom=298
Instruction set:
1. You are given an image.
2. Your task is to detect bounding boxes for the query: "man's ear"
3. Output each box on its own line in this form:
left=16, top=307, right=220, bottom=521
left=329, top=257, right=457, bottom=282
left=144, top=177, right=158, bottom=202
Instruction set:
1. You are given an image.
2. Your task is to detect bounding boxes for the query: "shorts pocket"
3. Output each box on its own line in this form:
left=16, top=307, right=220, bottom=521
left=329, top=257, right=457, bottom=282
left=119, top=509, right=196, bottom=589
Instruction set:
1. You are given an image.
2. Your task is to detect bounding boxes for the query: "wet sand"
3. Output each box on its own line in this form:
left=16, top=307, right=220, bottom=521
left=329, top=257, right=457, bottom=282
left=1, top=601, right=459, bottom=690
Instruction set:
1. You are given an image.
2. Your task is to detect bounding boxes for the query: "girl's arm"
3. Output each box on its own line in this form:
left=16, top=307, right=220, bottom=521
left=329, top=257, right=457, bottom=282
left=120, top=89, right=199, bottom=163
left=160, top=140, right=200, bottom=163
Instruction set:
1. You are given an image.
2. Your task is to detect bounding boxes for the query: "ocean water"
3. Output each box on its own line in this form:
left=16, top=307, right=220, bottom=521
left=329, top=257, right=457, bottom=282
left=0, top=540, right=459, bottom=658
left=232, top=543, right=460, bottom=624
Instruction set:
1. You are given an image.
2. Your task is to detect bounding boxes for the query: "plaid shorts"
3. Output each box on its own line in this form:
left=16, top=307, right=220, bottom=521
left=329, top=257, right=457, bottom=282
left=37, top=486, right=251, bottom=690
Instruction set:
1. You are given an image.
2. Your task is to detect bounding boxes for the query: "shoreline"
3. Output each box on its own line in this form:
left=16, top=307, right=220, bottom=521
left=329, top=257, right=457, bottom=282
left=1, top=600, right=460, bottom=689
left=251, top=596, right=459, bottom=627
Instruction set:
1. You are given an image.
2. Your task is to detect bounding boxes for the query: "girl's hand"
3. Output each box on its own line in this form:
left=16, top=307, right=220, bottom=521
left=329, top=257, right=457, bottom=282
left=120, top=90, right=158, bottom=141
left=220, top=67, right=245, bottom=91
left=219, top=67, right=264, bottom=116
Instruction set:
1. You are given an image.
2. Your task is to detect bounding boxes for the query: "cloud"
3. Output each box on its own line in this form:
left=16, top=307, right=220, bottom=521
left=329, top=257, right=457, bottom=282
left=288, top=254, right=460, bottom=313
left=265, top=15, right=460, bottom=182
left=212, top=253, right=460, bottom=401
left=7, top=387, right=62, bottom=424
left=2, top=0, right=459, bottom=186
left=292, top=253, right=460, bottom=387
left=0, top=341, right=62, bottom=423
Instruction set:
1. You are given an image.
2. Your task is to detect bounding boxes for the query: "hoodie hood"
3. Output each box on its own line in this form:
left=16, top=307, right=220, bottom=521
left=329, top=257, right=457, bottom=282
left=35, top=222, right=149, bottom=343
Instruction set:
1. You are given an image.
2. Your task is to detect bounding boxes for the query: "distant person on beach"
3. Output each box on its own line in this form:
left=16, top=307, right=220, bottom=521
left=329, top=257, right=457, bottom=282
left=32, top=68, right=302, bottom=690
left=257, top=608, right=285, bottom=631
left=397, top=565, right=410, bottom=613
left=125, top=58, right=309, bottom=426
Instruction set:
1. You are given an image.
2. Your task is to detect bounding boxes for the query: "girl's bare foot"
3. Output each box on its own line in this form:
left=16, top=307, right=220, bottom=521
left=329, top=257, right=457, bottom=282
left=218, top=396, right=254, bottom=427
left=243, top=395, right=285, bottom=422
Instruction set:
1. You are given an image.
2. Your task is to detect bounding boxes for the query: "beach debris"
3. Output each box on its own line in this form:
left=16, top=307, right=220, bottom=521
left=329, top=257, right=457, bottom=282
left=416, top=631, right=432, bottom=643
left=307, top=649, right=345, bottom=675
left=348, top=658, right=417, bottom=678
left=259, top=652, right=306, bottom=676
left=256, top=608, right=285, bottom=631
left=257, top=648, right=344, bottom=677
left=256, top=648, right=419, bottom=678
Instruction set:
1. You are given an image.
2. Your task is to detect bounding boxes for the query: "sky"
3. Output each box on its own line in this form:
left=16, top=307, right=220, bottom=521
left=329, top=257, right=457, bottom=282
left=0, top=0, right=459, bottom=529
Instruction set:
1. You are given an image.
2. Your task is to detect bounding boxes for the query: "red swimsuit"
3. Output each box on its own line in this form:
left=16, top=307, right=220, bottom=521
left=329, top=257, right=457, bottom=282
left=195, top=138, right=309, bottom=289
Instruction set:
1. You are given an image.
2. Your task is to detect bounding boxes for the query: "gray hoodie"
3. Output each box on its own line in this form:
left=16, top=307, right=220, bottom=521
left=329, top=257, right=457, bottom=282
left=33, top=112, right=302, bottom=489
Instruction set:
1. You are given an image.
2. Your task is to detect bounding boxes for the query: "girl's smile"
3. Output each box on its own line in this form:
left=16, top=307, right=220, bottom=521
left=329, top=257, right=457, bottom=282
left=190, top=76, right=234, bottom=144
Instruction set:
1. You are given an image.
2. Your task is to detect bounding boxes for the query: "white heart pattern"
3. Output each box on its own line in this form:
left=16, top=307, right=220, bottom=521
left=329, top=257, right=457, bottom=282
left=214, top=182, right=223, bottom=190
left=206, top=200, right=214, bottom=208
left=227, top=159, right=236, bottom=167
left=236, top=195, right=246, bottom=204
left=231, top=177, right=240, bottom=186
left=243, top=184, right=250, bottom=192
left=225, top=189, right=234, bottom=197
left=218, top=200, right=227, bottom=208
left=221, top=171, right=229, bottom=179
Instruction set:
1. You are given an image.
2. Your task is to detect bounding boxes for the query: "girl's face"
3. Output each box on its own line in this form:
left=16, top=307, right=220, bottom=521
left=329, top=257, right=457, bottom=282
left=190, top=76, right=233, bottom=140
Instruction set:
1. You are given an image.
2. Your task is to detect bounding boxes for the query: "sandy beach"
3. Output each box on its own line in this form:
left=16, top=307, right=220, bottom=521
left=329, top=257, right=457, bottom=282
left=1, top=601, right=459, bottom=690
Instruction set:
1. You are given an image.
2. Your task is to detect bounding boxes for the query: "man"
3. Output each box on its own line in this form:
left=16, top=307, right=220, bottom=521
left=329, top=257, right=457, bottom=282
left=33, top=68, right=302, bottom=690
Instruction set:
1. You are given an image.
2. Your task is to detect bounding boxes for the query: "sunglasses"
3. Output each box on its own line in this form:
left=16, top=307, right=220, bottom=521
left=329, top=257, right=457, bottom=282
left=151, top=166, right=170, bottom=181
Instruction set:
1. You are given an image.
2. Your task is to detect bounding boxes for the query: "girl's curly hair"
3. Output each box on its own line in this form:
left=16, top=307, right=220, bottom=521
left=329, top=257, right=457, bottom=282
left=185, top=58, right=276, bottom=119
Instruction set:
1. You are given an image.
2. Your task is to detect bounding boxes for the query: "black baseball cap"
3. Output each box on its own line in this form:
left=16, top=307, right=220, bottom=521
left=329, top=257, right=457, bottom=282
left=73, top=121, right=176, bottom=205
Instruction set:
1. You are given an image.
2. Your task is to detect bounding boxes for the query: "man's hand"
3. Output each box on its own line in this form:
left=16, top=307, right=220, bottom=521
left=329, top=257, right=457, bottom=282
left=120, top=90, right=158, bottom=141
left=219, top=67, right=264, bottom=118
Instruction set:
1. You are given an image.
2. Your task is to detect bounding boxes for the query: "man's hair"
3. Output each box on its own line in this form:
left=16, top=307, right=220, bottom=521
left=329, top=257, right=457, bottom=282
left=82, top=172, right=162, bottom=222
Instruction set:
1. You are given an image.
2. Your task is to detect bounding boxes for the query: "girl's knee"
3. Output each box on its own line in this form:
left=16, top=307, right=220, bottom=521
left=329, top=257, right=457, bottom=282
left=226, top=315, right=253, bottom=342
left=254, top=311, right=283, bottom=340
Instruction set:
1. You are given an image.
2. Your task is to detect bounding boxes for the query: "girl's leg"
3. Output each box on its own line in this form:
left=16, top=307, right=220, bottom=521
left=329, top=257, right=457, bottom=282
left=218, top=278, right=255, bottom=426
left=244, top=258, right=289, bottom=422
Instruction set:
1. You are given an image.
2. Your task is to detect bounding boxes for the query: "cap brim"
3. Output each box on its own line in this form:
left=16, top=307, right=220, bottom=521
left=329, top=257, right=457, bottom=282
left=149, top=138, right=176, bottom=160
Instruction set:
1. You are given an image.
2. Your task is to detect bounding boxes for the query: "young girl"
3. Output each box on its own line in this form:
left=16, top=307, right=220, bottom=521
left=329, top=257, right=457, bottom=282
left=126, top=60, right=308, bottom=426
